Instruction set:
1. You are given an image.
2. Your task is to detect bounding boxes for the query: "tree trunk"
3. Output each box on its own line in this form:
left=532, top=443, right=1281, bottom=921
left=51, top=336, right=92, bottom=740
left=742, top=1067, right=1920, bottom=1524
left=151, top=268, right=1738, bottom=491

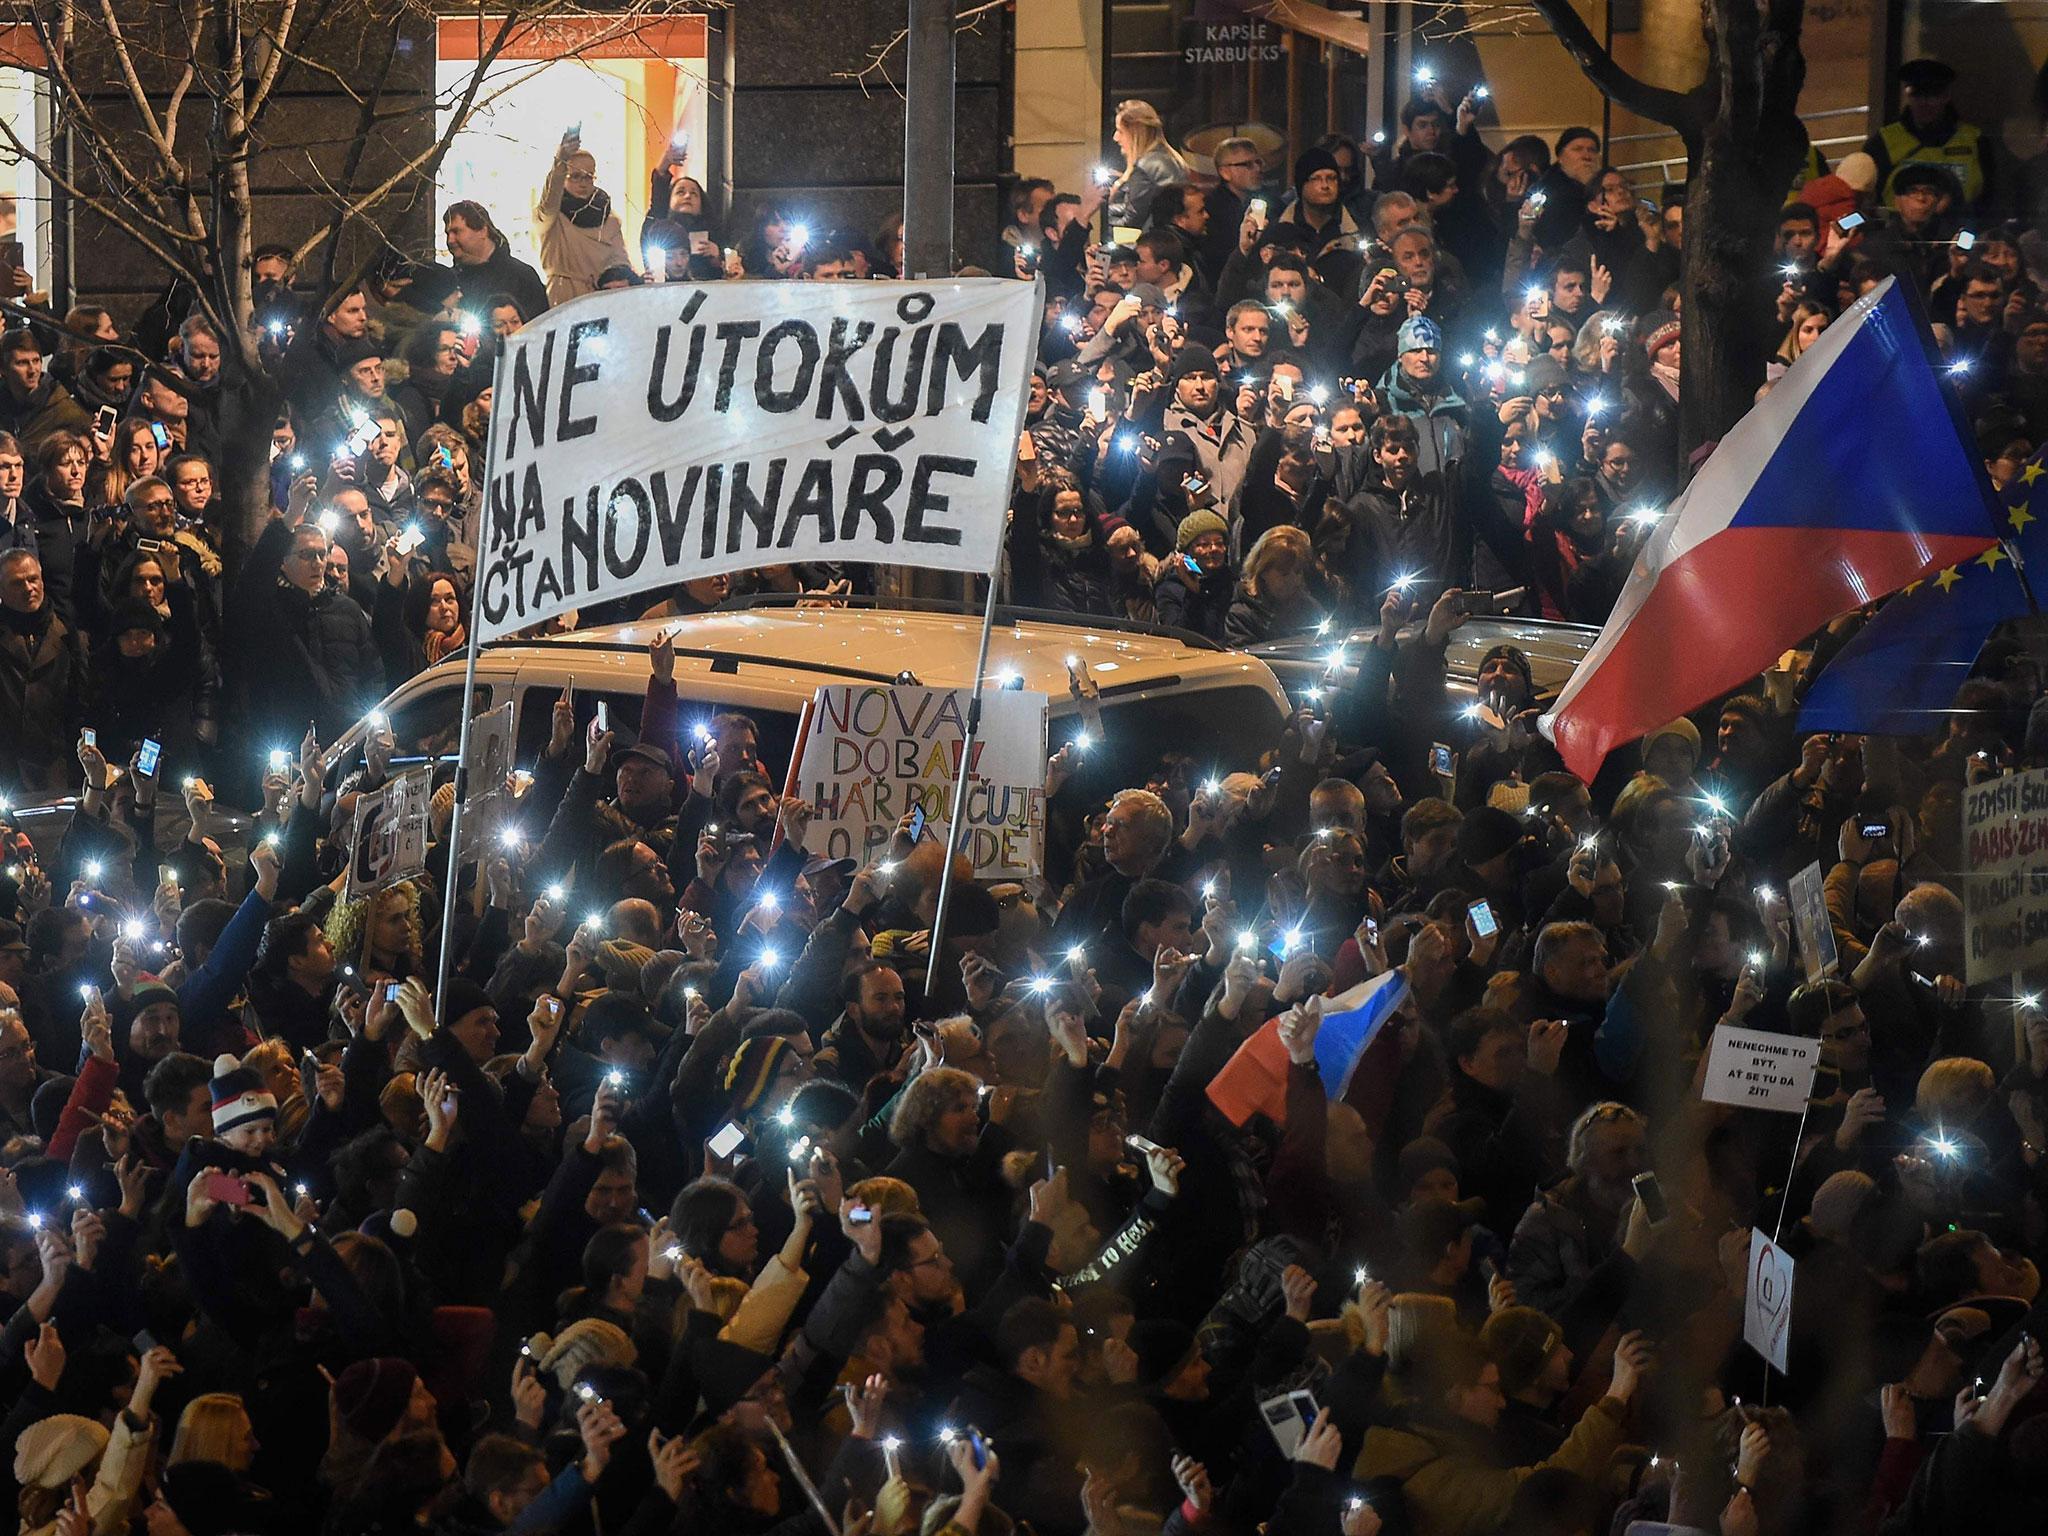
left=216, top=369, right=285, bottom=565
left=1677, top=138, right=1795, bottom=460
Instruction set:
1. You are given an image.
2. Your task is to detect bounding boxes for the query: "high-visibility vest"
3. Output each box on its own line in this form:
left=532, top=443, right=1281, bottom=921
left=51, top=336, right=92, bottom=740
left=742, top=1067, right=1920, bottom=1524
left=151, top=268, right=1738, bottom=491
left=1879, top=118, right=1984, bottom=206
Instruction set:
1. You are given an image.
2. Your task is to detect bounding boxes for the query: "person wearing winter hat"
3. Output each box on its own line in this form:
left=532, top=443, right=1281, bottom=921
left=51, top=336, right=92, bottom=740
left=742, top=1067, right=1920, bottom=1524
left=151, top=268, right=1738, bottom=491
left=1479, top=1305, right=1572, bottom=1461
left=335, top=334, right=389, bottom=407
left=1276, top=144, right=1360, bottom=256
left=13, top=1340, right=169, bottom=1535
left=1376, top=310, right=1467, bottom=478
left=1157, top=346, right=1255, bottom=514
left=1154, top=507, right=1233, bottom=643
left=332, top=1357, right=437, bottom=1448
left=723, top=1033, right=804, bottom=1127
left=207, top=1051, right=277, bottom=1159
left=526, top=1316, right=638, bottom=1392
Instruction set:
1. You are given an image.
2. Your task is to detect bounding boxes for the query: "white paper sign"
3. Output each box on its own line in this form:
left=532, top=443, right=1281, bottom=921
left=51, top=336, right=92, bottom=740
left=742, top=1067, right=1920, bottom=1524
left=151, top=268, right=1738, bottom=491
left=474, top=278, right=1041, bottom=639
left=1701, top=1024, right=1819, bottom=1113
left=346, top=766, right=431, bottom=901
left=1745, top=1228, right=1795, bottom=1372
left=1786, top=860, right=1838, bottom=985
left=794, top=684, right=1048, bottom=879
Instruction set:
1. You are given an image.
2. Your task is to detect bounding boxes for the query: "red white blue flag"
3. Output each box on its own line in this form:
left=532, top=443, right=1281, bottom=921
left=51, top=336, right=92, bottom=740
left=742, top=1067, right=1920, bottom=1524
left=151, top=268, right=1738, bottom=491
left=1542, top=277, right=2001, bottom=780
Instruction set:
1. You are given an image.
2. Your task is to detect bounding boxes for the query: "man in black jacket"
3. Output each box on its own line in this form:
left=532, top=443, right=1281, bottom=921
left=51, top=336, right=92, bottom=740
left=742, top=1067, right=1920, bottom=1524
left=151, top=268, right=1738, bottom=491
left=229, top=518, right=380, bottom=752
left=444, top=201, right=550, bottom=325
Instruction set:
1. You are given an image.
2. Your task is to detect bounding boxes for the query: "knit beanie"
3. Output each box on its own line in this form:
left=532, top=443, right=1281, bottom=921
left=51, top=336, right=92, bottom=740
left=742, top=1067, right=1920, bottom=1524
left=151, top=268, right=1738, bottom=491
left=109, top=597, right=167, bottom=643
left=1642, top=313, right=1681, bottom=358
left=596, top=940, right=657, bottom=988
left=332, top=1357, right=418, bottom=1444
left=209, top=1051, right=277, bottom=1135
left=531, top=1317, right=637, bottom=1391
left=1478, top=643, right=1534, bottom=694
left=1641, top=716, right=1701, bottom=770
left=724, top=1035, right=795, bottom=1116
left=1480, top=1306, right=1564, bottom=1397
left=1292, top=146, right=1342, bottom=197
left=1127, top=1318, right=1200, bottom=1391
left=12, top=1413, right=107, bottom=1489
left=440, top=978, right=495, bottom=1028
left=693, top=1338, right=774, bottom=1420
left=131, top=976, right=179, bottom=1011
left=1175, top=509, right=1228, bottom=552
left=1167, top=347, right=1219, bottom=388
left=1396, top=315, right=1442, bottom=355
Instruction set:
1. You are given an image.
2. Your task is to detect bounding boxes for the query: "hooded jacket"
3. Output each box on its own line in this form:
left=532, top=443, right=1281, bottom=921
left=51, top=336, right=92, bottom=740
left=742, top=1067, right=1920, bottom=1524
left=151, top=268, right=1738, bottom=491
left=1377, top=361, right=1469, bottom=479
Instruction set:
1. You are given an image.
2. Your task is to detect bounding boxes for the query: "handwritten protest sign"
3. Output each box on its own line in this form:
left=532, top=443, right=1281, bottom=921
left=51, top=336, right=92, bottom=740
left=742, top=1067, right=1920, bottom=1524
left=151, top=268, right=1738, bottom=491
left=346, top=767, right=431, bottom=902
left=795, top=684, right=1046, bottom=878
left=1745, top=1229, right=1795, bottom=1372
left=474, top=279, right=1041, bottom=640
left=1701, top=1024, right=1819, bottom=1113
left=1963, top=766, right=2048, bottom=984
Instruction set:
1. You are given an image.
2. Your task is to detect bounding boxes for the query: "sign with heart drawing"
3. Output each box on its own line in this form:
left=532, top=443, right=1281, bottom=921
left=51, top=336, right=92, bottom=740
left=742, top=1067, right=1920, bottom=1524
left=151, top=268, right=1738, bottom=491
left=1745, top=1228, right=1796, bottom=1373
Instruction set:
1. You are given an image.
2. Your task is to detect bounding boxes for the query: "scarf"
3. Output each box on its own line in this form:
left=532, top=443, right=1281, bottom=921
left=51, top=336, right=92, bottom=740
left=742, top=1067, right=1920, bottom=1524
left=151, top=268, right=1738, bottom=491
left=560, top=188, right=613, bottom=231
left=424, top=625, right=466, bottom=666
left=1651, top=358, right=1681, bottom=401
left=0, top=600, right=50, bottom=640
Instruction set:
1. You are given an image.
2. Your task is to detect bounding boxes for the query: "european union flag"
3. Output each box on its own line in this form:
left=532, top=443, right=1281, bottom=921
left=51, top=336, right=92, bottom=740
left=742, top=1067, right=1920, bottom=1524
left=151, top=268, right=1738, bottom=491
left=1799, top=451, right=2043, bottom=735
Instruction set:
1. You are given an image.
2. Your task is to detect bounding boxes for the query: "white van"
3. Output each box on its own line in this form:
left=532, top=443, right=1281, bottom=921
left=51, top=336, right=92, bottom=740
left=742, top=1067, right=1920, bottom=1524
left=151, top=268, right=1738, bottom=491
left=323, top=599, right=1295, bottom=789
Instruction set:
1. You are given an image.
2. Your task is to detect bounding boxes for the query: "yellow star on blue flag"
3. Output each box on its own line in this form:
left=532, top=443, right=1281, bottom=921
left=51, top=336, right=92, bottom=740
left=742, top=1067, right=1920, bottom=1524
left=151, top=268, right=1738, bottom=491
left=1802, top=448, right=2041, bottom=733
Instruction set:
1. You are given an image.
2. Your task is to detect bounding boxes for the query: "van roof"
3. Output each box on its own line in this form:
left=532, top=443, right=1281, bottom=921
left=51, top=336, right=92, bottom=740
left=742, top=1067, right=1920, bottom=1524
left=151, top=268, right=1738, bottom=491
left=502, top=603, right=1279, bottom=708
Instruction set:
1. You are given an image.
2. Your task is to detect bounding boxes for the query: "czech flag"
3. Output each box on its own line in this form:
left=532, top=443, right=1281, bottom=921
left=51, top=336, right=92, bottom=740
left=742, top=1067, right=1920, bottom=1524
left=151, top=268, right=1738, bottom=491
left=1205, top=969, right=1409, bottom=1127
left=1541, top=277, right=2001, bottom=781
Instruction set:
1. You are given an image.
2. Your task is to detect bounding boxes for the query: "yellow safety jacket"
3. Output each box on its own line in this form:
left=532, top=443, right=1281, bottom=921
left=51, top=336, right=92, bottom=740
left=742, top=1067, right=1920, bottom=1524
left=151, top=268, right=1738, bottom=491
left=1879, top=117, right=1985, bottom=206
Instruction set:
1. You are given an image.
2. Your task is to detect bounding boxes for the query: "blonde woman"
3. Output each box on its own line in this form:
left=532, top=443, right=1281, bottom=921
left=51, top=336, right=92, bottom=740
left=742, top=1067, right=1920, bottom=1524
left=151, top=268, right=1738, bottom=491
left=168, top=1393, right=259, bottom=1472
left=1224, top=525, right=1324, bottom=647
left=1104, top=99, right=1188, bottom=233
left=324, top=880, right=425, bottom=981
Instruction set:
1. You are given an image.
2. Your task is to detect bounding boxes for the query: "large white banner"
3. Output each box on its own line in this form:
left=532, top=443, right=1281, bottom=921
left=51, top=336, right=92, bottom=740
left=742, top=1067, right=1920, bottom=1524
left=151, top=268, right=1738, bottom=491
left=474, top=278, right=1041, bottom=640
left=1964, top=766, right=2048, bottom=985
left=794, top=684, right=1048, bottom=879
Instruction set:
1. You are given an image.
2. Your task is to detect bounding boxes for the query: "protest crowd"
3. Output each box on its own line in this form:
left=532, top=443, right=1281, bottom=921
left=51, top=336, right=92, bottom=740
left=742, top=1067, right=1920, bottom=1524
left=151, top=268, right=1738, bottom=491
left=4, top=44, right=2048, bottom=1536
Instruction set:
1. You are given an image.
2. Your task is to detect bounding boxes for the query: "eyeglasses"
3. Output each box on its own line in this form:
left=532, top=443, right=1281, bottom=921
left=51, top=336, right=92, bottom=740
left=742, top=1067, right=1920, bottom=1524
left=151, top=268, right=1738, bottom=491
left=138, top=497, right=174, bottom=510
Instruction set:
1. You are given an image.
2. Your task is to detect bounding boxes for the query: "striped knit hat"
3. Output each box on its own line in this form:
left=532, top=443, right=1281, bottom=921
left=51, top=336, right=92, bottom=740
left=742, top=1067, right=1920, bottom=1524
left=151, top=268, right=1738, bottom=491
left=210, top=1052, right=277, bottom=1134
left=723, top=1035, right=795, bottom=1117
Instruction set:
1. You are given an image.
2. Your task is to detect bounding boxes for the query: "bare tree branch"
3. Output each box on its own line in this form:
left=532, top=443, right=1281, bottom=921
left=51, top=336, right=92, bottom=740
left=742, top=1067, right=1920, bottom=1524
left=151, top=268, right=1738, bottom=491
left=834, top=0, right=1009, bottom=95
left=1516, top=0, right=1698, bottom=133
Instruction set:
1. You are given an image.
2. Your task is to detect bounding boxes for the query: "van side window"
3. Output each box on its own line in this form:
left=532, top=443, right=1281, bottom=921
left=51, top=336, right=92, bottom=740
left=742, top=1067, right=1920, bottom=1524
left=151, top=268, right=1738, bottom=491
left=515, top=686, right=645, bottom=769
left=389, top=684, right=492, bottom=766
